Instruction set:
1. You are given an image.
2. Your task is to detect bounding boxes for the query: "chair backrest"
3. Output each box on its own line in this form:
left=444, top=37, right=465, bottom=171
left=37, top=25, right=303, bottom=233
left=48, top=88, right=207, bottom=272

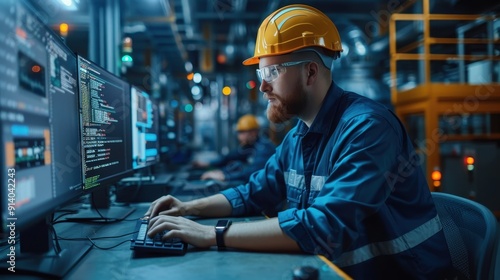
left=432, top=192, right=499, bottom=280
left=494, top=229, right=500, bottom=280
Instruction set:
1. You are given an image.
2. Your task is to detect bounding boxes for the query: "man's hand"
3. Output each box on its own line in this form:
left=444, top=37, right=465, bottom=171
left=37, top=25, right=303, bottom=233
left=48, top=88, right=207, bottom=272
left=147, top=215, right=215, bottom=248
left=201, top=170, right=225, bottom=181
left=145, top=195, right=190, bottom=218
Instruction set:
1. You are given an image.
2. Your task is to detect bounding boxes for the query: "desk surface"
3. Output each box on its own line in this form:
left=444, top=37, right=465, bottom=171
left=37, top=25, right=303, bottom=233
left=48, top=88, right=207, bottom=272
left=60, top=203, right=350, bottom=280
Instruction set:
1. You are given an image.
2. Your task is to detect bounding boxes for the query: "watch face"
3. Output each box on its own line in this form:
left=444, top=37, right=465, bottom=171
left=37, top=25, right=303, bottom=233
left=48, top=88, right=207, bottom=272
left=216, top=220, right=230, bottom=229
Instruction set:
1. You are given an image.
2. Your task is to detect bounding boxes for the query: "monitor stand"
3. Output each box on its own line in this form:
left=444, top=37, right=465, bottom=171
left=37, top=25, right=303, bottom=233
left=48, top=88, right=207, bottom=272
left=66, top=187, right=136, bottom=222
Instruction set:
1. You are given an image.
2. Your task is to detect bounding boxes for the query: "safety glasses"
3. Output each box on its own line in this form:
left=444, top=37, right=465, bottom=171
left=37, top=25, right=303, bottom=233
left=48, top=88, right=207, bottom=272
left=256, top=60, right=311, bottom=83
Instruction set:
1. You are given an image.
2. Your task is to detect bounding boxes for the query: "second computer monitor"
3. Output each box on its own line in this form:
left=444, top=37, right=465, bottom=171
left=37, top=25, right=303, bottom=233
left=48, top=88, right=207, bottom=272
left=77, top=56, right=133, bottom=191
left=130, top=85, right=160, bottom=170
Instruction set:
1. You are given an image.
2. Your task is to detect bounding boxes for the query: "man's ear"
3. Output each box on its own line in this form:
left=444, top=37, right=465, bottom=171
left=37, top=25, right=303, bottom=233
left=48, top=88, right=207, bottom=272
left=306, top=62, right=319, bottom=84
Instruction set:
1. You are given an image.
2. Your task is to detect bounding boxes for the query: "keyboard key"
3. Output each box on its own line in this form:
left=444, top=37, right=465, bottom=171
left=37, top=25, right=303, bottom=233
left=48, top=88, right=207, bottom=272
left=130, top=219, right=187, bottom=255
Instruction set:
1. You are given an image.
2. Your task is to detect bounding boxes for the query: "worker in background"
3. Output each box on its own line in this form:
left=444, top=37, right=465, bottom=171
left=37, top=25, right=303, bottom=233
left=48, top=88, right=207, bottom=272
left=192, top=114, right=276, bottom=182
left=146, top=4, right=454, bottom=279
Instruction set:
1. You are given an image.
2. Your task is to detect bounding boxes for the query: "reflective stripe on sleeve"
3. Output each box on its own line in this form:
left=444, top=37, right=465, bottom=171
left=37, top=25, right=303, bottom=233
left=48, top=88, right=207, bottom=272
left=334, top=215, right=443, bottom=267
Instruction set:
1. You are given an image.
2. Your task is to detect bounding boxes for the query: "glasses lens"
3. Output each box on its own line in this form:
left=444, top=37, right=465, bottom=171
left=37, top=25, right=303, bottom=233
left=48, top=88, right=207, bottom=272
left=256, top=66, right=270, bottom=83
left=256, top=69, right=263, bottom=82
left=262, top=66, right=271, bottom=82
left=269, top=67, right=280, bottom=82
left=257, top=65, right=279, bottom=83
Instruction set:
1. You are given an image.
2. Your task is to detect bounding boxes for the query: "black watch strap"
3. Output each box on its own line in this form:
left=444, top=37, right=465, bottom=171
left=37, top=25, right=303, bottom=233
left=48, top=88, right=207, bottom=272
left=215, top=220, right=232, bottom=249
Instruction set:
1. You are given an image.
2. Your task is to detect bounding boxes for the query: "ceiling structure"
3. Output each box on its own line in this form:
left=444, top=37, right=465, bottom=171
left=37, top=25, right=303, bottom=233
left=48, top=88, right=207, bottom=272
left=32, top=0, right=500, bottom=96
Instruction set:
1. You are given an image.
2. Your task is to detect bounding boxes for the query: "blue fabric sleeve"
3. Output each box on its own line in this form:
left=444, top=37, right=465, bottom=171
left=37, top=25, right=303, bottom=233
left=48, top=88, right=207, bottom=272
left=278, top=114, right=404, bottom=258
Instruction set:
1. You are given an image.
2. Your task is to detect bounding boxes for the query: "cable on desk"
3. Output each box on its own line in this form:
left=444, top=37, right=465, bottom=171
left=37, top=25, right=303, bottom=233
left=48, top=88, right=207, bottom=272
left=86, top=237, right=131, bottom=250
left=90, top=194, right=107, bottom=220
left=55, top=229, right=139, bottom=250
left=53, top=209, right=80, bottom=222
left=52, top=211, right=135, bottom=224
left=56, top=230, right=138, bottom=241
left=48, top=221, right=62, bottom=255
left=53, top=217, right=125, bottom=224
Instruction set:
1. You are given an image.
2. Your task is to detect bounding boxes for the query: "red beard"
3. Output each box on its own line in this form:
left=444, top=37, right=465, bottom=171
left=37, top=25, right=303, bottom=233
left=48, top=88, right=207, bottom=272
left=266, top=90, right=305, bottom=123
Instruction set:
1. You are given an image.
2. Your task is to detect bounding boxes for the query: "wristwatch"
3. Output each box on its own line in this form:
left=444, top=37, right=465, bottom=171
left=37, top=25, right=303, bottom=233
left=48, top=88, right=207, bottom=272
left=215, top=219, right=232, bottom=249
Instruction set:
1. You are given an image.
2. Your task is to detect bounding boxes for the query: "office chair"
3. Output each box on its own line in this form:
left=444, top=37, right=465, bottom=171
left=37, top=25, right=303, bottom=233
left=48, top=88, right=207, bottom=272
left=495, top=229, right=500, bottom=280
left=431, top=192, right=499, bottom=280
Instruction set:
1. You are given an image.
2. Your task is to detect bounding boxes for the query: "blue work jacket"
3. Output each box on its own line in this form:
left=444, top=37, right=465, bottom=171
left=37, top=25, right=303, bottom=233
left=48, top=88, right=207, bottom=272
left=221, top=82, right=453, bottom=279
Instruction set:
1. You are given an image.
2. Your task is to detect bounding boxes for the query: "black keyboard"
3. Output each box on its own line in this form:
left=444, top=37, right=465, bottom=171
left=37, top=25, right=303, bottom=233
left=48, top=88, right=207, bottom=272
left=130, top=218, right=187, bottom=255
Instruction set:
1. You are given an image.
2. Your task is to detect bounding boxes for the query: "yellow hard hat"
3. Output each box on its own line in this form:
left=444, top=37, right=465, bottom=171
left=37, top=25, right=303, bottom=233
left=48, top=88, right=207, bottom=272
left=242, top=4, right=343, bottom=66
left=236, top=114, right=259, bottom=131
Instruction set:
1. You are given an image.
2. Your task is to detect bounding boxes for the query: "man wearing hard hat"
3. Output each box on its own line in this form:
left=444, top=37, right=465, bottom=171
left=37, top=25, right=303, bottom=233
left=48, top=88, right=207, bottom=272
left=146, top=4, right=453, bottom=279
left=193, top=114, right=275, bottom=182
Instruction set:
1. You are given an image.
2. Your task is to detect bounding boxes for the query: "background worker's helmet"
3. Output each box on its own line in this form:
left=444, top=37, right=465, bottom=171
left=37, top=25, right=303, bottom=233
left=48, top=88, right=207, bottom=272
left=236, top=114, right=260, bottom=131
left=242, top=4, right=343, bottom=66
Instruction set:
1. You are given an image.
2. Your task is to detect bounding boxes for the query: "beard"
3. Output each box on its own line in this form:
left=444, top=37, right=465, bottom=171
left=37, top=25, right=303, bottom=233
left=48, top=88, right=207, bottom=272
left=266, top=88, right=307, bottom=124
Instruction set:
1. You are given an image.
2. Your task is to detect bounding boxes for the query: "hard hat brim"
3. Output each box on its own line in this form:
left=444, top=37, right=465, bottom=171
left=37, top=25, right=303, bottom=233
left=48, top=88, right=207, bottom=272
left=242, top=56, right=259, bottom=65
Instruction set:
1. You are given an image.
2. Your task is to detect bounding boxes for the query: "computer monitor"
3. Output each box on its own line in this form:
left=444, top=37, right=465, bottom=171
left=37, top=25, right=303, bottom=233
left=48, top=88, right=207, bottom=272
left=77, top=55, right=136, bottom=219
left=0, top=0, right=87, bottom=276
left=77, top=55, right=133, bottom=191
left=130, top=85, right=160, bottom=170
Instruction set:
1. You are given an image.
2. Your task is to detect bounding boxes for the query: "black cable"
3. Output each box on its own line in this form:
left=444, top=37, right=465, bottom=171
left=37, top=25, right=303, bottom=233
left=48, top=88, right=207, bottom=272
left=90, top=193, right=107, bottom=220
left=87, top=237, right=131, bottom=250
left=52, top=217, right=124, bottom=224
left=52, top=211, right=139, bottom=224
left=53, top=209, right=79, bottom=222
left=48, top=223, right=62, bottom=254
left=54, top=228, right=139, bottom=251
left=56, top=230, right=138, bottom=241
left=46, top=213, right=61, bottom=254
left=52, top=198, right=136, bottom=225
